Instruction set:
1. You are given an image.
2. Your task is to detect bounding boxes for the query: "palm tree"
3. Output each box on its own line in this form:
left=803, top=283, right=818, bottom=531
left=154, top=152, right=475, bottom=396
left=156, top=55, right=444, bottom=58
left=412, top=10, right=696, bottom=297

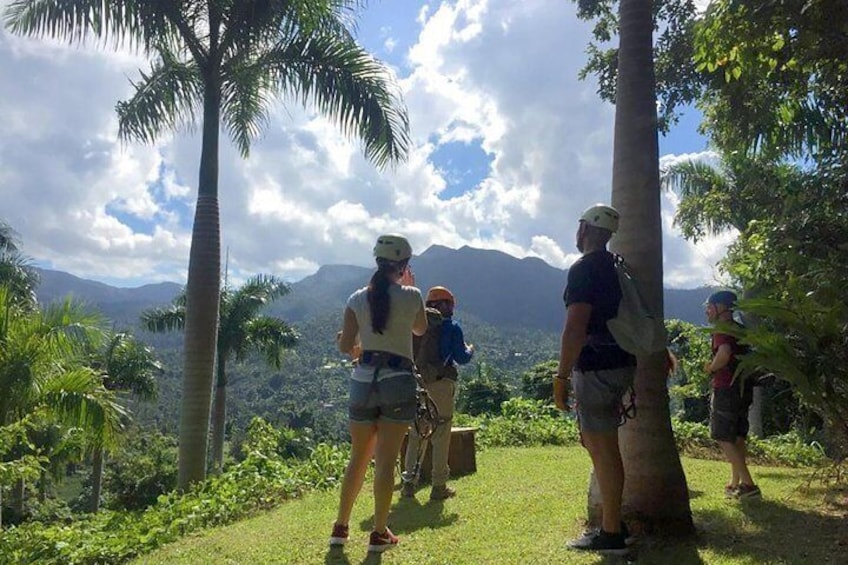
left=87, top=332, right=160, bottom=512
left=5, top=0, right=410, bottom=488
left=0, top=219, right=39, bottom=309
left=142, top=274, right=297, bottom=473
left=608, top=0, right=693, bottom=534
left=0, top=286, right=124, bottom=520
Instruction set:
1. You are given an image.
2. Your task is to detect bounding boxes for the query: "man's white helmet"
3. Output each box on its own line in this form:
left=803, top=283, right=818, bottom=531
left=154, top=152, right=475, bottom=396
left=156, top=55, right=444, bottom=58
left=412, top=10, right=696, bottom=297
left=580, top=204, right=620, bottom=233
left=373, top=234, right=412, bottom=261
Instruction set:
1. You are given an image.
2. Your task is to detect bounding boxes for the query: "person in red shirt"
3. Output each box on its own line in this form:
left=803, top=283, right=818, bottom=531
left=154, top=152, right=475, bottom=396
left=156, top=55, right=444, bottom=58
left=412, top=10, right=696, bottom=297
left=704, top=290, right=761, bottom=499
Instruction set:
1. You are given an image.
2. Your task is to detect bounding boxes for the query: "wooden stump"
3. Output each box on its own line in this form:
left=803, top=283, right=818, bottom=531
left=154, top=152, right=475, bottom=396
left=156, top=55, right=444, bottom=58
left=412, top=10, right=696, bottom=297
left=400, top=426, right=478, bottom=483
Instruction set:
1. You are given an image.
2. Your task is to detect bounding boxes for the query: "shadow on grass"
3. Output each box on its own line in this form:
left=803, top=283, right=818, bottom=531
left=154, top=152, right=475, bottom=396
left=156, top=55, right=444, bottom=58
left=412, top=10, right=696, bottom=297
left=638, top=496, right=847, bottom=564
left=324, top=546, right=389, bottom=565
left=324, top=546, right=352, bottom=565
left=354, top=496, right=460, bottom=535
left=687, top=489, right=704, bottom=500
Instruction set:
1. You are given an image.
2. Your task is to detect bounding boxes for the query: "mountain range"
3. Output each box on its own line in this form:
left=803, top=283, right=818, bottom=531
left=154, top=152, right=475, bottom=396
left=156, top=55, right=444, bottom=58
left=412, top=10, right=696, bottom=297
left=35, top=245, right=712, bottom=332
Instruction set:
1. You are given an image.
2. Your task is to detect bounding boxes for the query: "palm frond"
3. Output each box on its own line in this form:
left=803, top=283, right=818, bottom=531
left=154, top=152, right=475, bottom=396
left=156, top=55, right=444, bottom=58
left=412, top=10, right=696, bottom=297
left=245, top=316, right=299, bottom=368
left=140, top=304, right=186, bottom=333
left=0, top=219, right=23, bottom=254
left=220, top=54, right=274, bottom=156
left=117, top=49, right=202, bottom=144
left=39, top=367, right=126, bottom=448
left=219, top=0, right=362, bottom=57
left=101, top=332, right=160, bottom=400
left=3, top=0, right=182, bottom=54
left=257, top=33, right=410, bottom=168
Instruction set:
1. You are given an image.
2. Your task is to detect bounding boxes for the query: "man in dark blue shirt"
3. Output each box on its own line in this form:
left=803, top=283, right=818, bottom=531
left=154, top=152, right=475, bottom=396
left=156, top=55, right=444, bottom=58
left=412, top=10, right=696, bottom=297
left=555, top=204, right=635, bottom=555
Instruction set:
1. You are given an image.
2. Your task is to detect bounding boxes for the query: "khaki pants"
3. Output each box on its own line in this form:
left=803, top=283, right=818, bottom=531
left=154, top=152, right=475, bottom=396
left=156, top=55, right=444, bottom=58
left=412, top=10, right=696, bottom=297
left=403, top=378, right=456, bottom=487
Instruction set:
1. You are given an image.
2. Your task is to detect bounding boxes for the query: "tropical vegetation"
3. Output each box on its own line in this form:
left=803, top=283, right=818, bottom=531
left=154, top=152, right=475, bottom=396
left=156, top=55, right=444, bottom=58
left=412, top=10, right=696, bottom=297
left=4, top=0, right=411, bottom=489
left=141, top=275, right=298, bottom=472
left=1, top=0, right=847, bottom=561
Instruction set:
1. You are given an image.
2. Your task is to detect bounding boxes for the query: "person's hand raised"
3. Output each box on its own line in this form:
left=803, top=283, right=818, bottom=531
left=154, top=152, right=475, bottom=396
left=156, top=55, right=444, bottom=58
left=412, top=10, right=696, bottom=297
left=399, top=265, right=415, bottom=287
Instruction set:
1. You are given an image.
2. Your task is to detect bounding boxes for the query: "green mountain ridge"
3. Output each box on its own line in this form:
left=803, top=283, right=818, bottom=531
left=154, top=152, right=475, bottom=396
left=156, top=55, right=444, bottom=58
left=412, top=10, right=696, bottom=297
left=35, top=245, right=712, bottom=331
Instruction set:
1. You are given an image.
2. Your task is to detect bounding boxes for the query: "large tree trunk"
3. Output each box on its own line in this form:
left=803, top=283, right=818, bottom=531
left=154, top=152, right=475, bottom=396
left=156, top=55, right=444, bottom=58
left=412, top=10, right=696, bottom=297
left=178, top=79, right=222, bottom=490
left=210, top=359, right=227, bottom=474
left=90, top=447, right=104, bottom=513
left=604, top=0, right=694, bottom=535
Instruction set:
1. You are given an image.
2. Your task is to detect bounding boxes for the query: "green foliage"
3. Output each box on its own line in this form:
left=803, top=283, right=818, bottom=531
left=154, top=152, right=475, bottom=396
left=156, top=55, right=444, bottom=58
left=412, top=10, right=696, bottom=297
left=456, top=398, right=579, bottom=448
left=694, top=0, right=848, bottom=159
left=101, top=430, right=178, bottom=512
left=520, top=360, right=557, bottom=403
left=456, top=363, right=512, bottom=416
left=666, top=319, right=711, bottom=421
left=0, top=419, right=347, bottom=564
left=573, top=0, right=703, bottom=131
left=239, top=417, right=314, bottom=461
left=671, top=419, right=826, bottom=468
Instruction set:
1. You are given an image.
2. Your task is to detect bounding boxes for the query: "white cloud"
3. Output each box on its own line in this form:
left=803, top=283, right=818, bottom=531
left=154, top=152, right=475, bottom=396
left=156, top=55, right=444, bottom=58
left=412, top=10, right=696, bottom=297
left=0, top=0, right=728, bottom=290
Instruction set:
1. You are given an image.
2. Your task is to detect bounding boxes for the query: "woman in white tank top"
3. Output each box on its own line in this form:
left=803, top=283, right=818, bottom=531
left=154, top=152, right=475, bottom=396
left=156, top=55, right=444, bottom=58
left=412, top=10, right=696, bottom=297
left=330, top=234, right=427, bottom=552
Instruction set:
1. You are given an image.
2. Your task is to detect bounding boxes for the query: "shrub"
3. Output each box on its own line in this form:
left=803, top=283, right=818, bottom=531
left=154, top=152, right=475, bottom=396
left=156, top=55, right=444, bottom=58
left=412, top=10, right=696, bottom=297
left=0, top=420, right=348, bottom=564
left=457, top=398, right=579, bottom=448
left=102, top=430, right=178, bottom=511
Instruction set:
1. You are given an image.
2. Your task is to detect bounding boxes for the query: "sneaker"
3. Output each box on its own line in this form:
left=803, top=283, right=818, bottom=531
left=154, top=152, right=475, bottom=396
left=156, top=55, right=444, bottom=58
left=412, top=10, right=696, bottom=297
left=328, top=523, right=349, bottom=547
left=430, top=485, right=456, bottom=500
left=401, top=481, right=416, bottom=498
left=568, top=529, right=628, bottom=555
left=736, top=484, right=762, bottom=499
left=724, top=484, right=739, bottom=498
left=579, top=522, right=635, bottom=546
left=368, top=527, right=399, bottom=552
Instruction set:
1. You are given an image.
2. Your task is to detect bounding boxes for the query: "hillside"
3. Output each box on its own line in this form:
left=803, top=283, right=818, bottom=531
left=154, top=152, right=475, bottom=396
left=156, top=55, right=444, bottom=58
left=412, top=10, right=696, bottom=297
left=274, top=245, right=711, bottom=331
left=35, top=246, right=711, bottom=331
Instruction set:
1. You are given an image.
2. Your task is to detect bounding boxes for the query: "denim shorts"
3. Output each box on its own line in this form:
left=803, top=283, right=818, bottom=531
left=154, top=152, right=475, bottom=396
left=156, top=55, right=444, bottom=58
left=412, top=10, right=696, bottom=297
left=349, top=364, right=416, bottom=424
left=572, top=366, right=636, bottom=433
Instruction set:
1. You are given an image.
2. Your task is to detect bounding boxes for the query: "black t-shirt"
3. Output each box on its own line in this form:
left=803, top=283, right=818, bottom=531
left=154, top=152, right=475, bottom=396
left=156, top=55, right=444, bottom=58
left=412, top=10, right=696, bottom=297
left=563, top=250, right=637, bottom=371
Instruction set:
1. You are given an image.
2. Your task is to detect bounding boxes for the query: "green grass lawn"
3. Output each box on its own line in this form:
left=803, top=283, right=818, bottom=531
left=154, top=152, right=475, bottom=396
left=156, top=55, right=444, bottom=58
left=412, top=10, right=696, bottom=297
left=135, top=446, right=846, bottom=564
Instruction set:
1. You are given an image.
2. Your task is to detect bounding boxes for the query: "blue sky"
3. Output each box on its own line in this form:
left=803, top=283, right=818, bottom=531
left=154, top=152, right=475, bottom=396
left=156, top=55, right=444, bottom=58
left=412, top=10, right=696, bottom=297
left=0, top=0, right=728, bottom=289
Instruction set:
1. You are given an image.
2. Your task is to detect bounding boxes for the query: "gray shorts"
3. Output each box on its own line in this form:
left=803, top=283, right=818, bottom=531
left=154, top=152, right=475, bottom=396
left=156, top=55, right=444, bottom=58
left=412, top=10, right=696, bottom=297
left=572, top=367, right=636, bottom=433
left=349, top=365, right=416, bottom=424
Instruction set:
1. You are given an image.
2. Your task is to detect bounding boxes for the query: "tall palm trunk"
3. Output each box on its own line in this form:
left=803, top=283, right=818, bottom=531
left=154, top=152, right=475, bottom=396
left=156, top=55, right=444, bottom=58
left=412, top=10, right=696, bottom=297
left=211, top=358, right=227, bottom=474
left=178, top=77, right=222, bottom=490
left=607, top=0, right=693, bottom=534
left=90, top=447, right=104, bottom=513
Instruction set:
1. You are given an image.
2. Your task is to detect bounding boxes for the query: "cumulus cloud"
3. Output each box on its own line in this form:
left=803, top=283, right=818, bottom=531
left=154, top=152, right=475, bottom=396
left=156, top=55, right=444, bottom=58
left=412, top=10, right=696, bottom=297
left=0, top=0, right=731, bottom=289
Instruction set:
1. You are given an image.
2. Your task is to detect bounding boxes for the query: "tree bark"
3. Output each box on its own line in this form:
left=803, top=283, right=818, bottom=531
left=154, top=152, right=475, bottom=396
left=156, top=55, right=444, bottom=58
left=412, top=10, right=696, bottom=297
left=210, top=358, right=227, bottom=474
left=90, top=447, right=104, bottom=513
left=178, top=77, right=222, bottom=490
left=603, top=0, right=694, bottom=535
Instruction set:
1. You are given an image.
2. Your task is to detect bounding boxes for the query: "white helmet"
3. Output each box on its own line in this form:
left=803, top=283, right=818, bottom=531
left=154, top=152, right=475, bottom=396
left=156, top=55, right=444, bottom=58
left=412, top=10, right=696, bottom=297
left=373, top=234, right=412, bottom=261
left=580, top=204, right=620, bottom=233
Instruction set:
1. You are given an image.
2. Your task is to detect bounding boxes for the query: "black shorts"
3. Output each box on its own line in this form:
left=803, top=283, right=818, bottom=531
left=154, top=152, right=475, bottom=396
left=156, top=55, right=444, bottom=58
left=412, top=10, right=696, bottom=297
left=710, top=384, right=754, bottom=442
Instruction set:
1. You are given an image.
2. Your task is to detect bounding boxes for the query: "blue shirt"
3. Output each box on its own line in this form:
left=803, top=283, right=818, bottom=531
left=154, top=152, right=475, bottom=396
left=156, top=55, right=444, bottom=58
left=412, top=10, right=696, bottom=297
left=438, top=318, right=473, bottom=365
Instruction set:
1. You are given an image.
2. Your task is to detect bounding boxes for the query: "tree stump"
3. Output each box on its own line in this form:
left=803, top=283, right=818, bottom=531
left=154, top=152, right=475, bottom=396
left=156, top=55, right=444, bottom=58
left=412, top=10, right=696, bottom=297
left=400, top=426, right=478, bottom=483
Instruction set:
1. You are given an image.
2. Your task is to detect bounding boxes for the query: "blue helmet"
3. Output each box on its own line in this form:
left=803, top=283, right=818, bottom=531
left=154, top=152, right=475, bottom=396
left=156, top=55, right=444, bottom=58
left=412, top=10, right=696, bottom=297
left=706, top=290, right=737, bottom=308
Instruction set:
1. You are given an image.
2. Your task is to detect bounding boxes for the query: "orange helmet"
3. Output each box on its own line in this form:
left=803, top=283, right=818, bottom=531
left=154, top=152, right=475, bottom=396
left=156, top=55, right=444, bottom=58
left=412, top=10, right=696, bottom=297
left=426, top=286, right=455, bottom=305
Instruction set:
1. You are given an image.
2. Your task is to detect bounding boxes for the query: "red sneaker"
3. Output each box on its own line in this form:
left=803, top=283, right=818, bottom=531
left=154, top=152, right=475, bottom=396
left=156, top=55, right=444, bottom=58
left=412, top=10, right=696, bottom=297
left=368, top=527, right=399, bottom=552
left=329, top=523, right=349, bottom=547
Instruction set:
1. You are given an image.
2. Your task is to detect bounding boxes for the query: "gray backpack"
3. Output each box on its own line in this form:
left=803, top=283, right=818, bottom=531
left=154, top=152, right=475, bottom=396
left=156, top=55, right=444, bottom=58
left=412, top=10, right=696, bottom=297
left=607, top=255, right=666, bottom=357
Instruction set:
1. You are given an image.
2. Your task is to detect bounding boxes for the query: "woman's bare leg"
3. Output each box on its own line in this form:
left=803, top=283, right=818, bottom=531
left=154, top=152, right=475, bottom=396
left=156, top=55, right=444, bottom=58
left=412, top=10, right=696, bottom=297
left=336, top=422, right=377, bottom=526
